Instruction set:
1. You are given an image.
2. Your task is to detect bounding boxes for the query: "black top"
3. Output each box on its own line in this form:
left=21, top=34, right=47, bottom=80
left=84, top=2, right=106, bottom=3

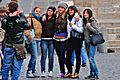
left=40, top=14, right=55, bottom=38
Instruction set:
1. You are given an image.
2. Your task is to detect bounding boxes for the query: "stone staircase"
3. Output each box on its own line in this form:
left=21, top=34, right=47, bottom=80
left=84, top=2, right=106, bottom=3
left=76, top=0, right=120, bottom=53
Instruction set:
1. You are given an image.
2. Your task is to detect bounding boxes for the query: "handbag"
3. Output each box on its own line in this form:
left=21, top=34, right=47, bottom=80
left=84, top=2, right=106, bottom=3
left=70, top=29, right=84, bottom=40
left=90, top=33, right=105, bottom=45
left=14, top=44, right=26, bottom=60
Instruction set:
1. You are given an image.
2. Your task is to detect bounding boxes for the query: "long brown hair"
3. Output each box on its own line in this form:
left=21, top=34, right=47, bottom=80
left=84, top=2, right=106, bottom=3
left=83, top=8, right=93, bottom=26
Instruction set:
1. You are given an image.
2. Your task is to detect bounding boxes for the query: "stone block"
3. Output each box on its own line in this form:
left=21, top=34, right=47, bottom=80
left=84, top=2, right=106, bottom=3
left=97, top=2, right=112, bottom=7
left=107, top=28, right=120, bottom=34
left=108, top=41, right=120, bottom=47
left=113, top=23, right=120, bottom=27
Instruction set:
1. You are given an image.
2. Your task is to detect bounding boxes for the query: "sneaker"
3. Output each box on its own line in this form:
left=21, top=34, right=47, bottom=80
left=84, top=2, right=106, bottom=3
left=64, top=73, right=72, bottom=78
left=57, top=73, right=65, bottom=78
left=33, top=71, right=40, bottom=78
left=71, top=73, right=79, bottom=79
left=26, top=70, right=34, bottom=78
left=48, top=71, right=53, bottom=77
left=85, top=75, right=94, bottom=79
left=41, top=71, right=46, bottom=77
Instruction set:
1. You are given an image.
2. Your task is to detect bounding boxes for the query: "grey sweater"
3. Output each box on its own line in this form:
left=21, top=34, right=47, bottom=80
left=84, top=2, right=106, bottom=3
left=84, top=17, right=99, bottom=43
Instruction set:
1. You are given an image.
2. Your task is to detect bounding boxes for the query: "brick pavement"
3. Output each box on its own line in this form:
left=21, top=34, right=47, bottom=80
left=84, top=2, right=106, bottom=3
left=19, top=52, right=120, bottom=80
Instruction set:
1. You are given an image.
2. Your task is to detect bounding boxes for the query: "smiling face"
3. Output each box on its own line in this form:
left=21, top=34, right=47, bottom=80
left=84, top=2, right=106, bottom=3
left=68, top=8, right=75, bottom=16
left=58, top=6, right=65, bottom=14
left=47, top=9, right=53, bottom=16
left=34, top=7, right=41, bottom=16
left=83, top=10, right=89, bottom=19
left=83, top=9, right=93, bottom=20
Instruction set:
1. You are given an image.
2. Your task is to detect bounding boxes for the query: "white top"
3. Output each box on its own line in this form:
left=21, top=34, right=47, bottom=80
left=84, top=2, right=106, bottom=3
left=67, top=13, right=83, bottom=38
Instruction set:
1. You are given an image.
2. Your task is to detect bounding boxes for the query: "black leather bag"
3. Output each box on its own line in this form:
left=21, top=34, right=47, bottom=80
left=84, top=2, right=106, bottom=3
left=70, top=29, right=84, bottom=40
left=90, top=33, right=105, bottom=45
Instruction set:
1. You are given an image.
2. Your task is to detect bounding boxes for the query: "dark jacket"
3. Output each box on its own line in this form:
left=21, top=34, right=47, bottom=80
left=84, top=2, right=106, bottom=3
left=54, top=12, right=67, bottom=39
left=1, top=15, right=30, bottom=44
left=40, top=14, right=55, bottom=38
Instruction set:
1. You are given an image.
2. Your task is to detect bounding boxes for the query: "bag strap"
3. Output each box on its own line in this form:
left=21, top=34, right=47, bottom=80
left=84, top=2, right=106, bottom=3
left=30, top=17, right=34, bottom=29
left=89, top=19, right=100, bottom=34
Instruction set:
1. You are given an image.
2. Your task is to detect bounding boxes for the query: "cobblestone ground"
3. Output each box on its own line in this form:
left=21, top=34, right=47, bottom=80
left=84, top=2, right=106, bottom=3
left=19, top=52, right=120, bottom=80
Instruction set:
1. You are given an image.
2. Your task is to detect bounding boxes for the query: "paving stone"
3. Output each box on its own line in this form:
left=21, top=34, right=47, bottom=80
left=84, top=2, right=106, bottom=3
left=18, top=52, right=120, bottom=80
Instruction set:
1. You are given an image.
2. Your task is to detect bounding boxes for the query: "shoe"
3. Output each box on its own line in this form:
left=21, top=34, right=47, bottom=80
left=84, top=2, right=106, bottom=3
left=71, top=73, right=79, bottom=79
left=26, top=70, right=34, bottom=78
left=48, top=71, right=53, bottom=77
left=33, top=71, right=40, bottom=78
left=41, top=71, right=46, bottom=77
left=64, top=73, right=72, bottom=78
left=94, top=76, right=99, bottom=79
left=81, top=63, right=86, bottom=67
left=85, top=75, right=94, bottom=79
left=57, top=73, right=65, bottom=78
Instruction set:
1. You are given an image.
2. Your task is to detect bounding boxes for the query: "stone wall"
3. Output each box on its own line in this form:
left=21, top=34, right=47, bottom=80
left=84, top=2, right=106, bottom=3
left=76, top=0, right=120, bottom=53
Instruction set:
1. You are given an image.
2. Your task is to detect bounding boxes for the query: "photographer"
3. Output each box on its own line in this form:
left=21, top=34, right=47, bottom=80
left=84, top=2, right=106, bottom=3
left=1, top=2, right=29, bottom=80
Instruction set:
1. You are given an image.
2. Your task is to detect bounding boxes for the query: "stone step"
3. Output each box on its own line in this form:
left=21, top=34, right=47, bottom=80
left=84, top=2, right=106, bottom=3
left=97, top=12, right=120, bottom=19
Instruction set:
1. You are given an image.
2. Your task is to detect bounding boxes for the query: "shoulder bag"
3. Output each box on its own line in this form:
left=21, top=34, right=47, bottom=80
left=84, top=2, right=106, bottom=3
left=90, top=32, right=105, bottom=46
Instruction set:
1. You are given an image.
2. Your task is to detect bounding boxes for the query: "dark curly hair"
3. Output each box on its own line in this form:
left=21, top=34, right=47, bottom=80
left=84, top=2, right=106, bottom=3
left=67, top=6, right=78, bottom=14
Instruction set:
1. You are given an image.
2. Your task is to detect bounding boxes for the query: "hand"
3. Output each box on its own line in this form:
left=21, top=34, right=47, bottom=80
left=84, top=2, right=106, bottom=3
left=42, top=15, right=46, bottom=22
left=13, top=11, right=18, bottom=16
left=18, top=8, right=23, bottom=14
left=75, top=15, right=80, bottom=22
left=86, top=22, right=91, bottom=27
left=69, top=22, right=73, bottom=27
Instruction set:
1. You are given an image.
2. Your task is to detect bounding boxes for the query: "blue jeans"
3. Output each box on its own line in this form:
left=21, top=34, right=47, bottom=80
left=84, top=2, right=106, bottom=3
left=41, top=39, right=54, bottom=72
left=27, top=40, right=41, bottom=73
left=81, top=47, right=86, bottom=64
left=71, top=46, right=86, bottom=66
left=2, top=47, right=23, bottom=80
left=85, top=43, right=99, bottom=77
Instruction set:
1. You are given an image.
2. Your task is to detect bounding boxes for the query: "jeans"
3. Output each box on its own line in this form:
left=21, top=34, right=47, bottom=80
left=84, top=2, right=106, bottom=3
left=54, top=40, right=66, bottom=74
left=71, top=46, right=86, bottom=66
left=2, top=47, right=23, bottom=80
left=85, top=43, right=99, bottom=76
left=41, top=39, right=54, bottom=72
left=81, top=47, right=86, bottom=64
left=27, top=40, right=41, bottom=73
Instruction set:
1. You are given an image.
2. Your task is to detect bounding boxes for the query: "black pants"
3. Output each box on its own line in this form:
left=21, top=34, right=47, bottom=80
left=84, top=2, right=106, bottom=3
left=66, top=38, right=83, bottom=74
left=54, top=40, right=67, bottom=74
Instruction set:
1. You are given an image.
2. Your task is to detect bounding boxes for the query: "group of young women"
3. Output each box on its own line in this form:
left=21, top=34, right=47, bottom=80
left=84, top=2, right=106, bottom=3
left=0, top=1, right=99, bottom=79
left=25, top=2, right=99, bottom=79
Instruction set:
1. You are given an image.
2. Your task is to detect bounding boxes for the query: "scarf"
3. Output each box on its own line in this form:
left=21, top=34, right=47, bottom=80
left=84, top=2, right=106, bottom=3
left=32, top=12, right=41, bottom=21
